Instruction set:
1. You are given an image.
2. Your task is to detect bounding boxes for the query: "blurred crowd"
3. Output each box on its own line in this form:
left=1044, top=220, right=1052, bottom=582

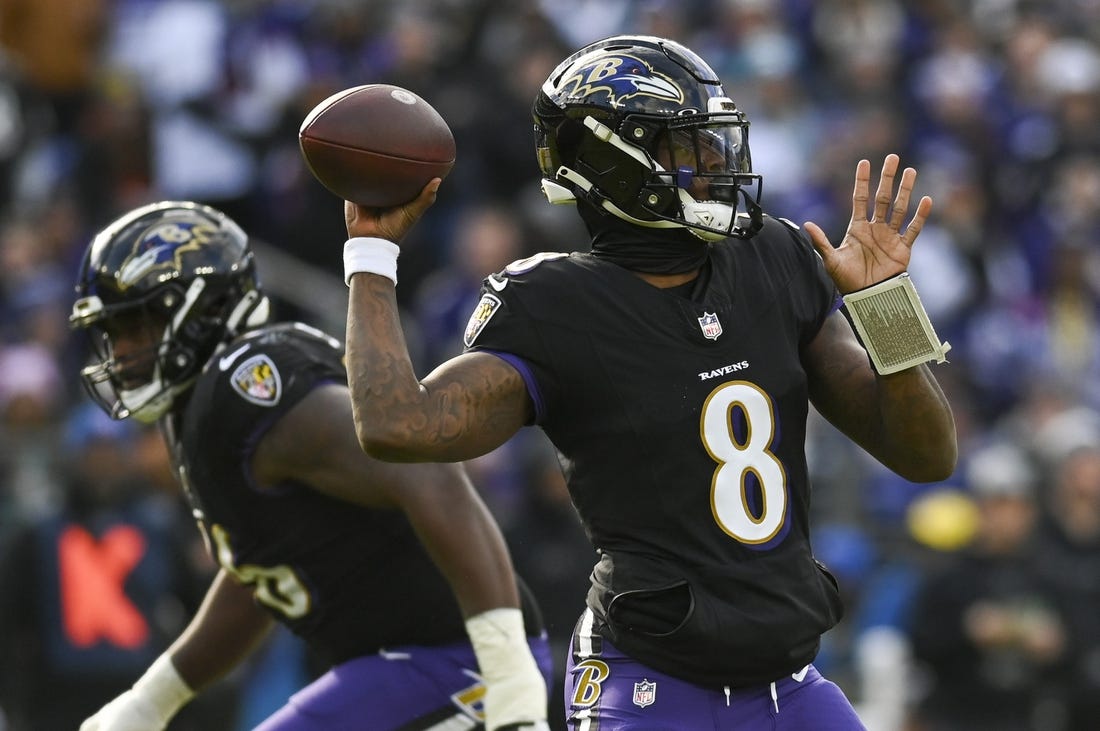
left=1, top=0, right=1100, bottom=729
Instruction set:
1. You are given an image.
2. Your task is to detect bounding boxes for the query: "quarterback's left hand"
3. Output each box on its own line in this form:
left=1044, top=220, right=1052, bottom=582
left=804, top=153, right=933, bottom=294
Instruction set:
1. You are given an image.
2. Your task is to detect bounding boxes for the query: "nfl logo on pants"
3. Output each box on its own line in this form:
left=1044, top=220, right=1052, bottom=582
left=633, top=679, right=657, bottom=708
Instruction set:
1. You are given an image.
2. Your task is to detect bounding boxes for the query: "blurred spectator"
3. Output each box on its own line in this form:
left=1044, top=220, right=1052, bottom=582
left=808, top=0, right=907, bottom=105
left=0, top=213, right=72, bottom=345
left=414, top=203, right=525, bottom=367
left=907, top=441, right=1067, bottom=731
left=1033, top=444, right=1100, bottom=730
left=1036, top=37, right=1100, bottom=157
left=536, top=0, right=633, bottom=48
left=0, top=0, right=109, bottom=136
left=0, top=403, right=234, bottom=730
left=106, top=0, right=257, bottom=216
left=963, top=236, right=1100, bottom=425
left=0, top=342, right=65, bottom=522
left=809, top=522, right=878, bottom=691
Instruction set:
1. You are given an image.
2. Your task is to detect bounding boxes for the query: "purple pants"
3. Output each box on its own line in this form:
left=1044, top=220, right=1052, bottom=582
left=565, top=610, right=866, bottom=730
left=254, top=634, right=553, bottom=731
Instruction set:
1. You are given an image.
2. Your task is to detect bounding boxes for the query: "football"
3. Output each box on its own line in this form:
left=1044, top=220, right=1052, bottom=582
left=299, top=84, right=456, bottom=208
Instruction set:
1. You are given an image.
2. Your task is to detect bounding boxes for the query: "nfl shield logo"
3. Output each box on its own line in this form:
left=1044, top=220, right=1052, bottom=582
left=698, top=311, right=722, bottom=340
left=632, top=679, right=657, bottom=708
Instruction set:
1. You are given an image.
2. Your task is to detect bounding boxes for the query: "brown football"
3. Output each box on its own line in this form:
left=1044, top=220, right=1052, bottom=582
left=299, top=84, right=456, bottom=207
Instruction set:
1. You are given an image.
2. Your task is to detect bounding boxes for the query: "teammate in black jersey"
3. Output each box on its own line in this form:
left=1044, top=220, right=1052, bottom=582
left=70, top=201, right=551, bottom=731
left=338, top=36, right=956, bottom=730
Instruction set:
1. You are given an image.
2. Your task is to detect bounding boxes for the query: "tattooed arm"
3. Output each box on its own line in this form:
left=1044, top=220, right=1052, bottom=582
left=341, top=184, right=532, bottom=463
left=345, top=274, right=531, bottom=462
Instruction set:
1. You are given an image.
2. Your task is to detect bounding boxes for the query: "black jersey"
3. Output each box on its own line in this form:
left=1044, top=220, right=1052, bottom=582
left=164, top=323, right=536, bottom=666
left=465, top=216, right=844, bottom=687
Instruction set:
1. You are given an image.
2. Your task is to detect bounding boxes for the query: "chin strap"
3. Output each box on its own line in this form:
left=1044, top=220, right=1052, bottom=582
left=548, top=165, right=740, bottom=243
left=540, top=177, right=578, bottom=205
left=675, top=188, right=735, bottom=241
left=552, top=165, right=683, bottom=229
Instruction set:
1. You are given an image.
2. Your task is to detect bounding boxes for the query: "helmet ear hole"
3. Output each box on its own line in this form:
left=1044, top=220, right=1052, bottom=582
left=162, top=350, right=194, bottom=381
left=625, top=119, right=661, bottom=151
left=638, top=186, right=676, bottom=216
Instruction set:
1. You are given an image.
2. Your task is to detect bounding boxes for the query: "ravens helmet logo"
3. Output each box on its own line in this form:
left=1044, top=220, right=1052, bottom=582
left=558, top=54, right=684, bottom=107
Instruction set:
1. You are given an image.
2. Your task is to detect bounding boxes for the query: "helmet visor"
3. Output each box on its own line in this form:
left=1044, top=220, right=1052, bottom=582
left=654, top=118, right=751, bottom=203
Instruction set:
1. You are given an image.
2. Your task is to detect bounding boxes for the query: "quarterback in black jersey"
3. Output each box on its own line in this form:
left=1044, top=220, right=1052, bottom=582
left=70, top=202, right=551, bottom=731
left=339, top=36, right=956, bottom=730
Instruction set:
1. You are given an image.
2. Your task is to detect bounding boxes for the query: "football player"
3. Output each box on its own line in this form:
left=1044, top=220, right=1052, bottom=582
left=338, top=36, right=957, bottom=730
left=70, top=202, right=551, bottom=731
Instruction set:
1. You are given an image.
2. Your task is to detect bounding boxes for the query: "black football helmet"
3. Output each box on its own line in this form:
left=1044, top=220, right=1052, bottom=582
left=70, top=201, right=270, bottom=423
left=533, top=35, right=763, bottom=241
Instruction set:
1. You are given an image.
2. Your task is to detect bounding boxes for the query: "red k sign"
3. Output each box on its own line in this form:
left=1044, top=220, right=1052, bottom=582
left=58, top=525, right=149, bottom=648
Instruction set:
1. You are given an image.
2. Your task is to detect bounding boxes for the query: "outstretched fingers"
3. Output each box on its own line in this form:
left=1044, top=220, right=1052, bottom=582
left=889, top=166, right=917, bottom=231
left=872, top=154, right=900, bottom=222
left=902, top=195, right=934, bottom=248
left=840, top=154, right=932, bottom=253
left=851, top=159, right=871, bottom=222
left=803, top=220, right=835, bottom=264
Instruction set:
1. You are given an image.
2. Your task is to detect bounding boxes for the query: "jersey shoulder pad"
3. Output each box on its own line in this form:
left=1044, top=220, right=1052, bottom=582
left=202, top=323, right=342, bottom=409
left=775, top=216, right=801, bottom=232
left=485, top=251, right=574, bottom=291
left=503, top=251, right=572, bottom=275
left=238, top=322, right=343, bottom=353
left=756, top=214, right=816, bottom=255
left=760, top=214, right=804, bottom=238
left=465, top=253, right=576, bottom=347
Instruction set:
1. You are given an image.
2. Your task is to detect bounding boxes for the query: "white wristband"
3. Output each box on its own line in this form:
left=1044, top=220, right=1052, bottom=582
left=343, top=237, right=399, bottom=286
left=465, top=608, right=547, bottom=729
left=132, top=654, right=194, bottom=723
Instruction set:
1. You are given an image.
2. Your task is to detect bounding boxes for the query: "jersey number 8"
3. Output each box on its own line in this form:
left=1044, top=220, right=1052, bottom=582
left=701, top=381, right=788, bottom=544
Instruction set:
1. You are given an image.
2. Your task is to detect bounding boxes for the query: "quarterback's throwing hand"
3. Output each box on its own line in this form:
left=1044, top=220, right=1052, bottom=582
left=344, top=177, right=441, bottom=245
left=803, top=154, right=933, bottom=294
